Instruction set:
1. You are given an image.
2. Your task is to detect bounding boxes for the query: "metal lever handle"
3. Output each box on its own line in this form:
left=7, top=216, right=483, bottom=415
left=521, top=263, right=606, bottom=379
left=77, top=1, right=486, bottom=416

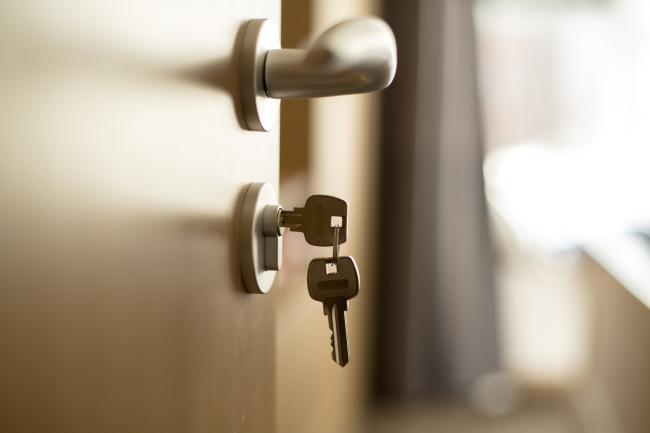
left=265, top=18, right=397, bottom=99
left=240, top=17, right=397, bottom=131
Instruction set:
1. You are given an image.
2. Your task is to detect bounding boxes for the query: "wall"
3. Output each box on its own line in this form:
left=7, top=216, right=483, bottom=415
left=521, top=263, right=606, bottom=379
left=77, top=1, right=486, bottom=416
left=581, top=258, right=650, bottom=433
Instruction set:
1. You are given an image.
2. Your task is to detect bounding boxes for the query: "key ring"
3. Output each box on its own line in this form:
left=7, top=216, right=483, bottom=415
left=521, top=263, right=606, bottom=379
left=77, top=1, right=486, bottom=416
left=332, top=225, right=340, bottom=264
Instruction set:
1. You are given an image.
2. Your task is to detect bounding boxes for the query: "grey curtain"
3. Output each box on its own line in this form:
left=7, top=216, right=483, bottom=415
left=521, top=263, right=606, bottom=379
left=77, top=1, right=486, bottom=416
left=376, top=0, right=499, bottom=399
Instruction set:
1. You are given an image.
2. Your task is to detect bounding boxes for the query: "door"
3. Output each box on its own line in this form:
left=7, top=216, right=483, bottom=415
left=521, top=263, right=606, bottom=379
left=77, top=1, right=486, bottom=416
left=0, top=2, right=279, bottom=433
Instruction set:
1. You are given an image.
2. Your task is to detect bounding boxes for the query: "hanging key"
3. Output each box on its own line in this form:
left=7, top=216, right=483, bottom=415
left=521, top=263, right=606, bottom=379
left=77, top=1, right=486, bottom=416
left=307, top=256, right=360, bottom=367
left=279, top=195, right=347, bottom=246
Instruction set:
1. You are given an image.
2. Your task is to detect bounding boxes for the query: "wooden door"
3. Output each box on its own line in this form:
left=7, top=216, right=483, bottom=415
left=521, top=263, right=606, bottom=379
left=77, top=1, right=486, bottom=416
left=0, top=2, right=279, bottom=432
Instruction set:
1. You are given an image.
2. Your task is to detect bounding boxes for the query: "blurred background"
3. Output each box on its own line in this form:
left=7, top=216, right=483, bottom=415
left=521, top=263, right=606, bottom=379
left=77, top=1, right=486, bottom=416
left=279, top=0, right=650, bottom=432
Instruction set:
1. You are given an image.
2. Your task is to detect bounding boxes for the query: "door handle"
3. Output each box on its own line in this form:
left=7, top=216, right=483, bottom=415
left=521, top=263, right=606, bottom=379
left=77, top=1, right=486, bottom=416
left=240, top=17, right=397, bottom=131
left=265, top=17, right=397, bottom=99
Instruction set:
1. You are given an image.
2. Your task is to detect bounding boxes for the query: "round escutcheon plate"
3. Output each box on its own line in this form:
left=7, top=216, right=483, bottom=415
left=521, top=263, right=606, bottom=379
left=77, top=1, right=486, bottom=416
left=240, top=19, right=281, bottom=131
left=240, top=182, right=278, bottom=293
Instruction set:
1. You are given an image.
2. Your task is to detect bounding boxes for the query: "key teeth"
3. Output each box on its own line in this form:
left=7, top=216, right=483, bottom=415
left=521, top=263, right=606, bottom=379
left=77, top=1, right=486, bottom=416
left=330, top=333, right=348, bottom=367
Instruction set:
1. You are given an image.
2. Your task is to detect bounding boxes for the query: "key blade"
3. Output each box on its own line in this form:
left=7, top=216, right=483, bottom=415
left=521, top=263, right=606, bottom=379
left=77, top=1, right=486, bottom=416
left=328, top=303, right=350, bottom=367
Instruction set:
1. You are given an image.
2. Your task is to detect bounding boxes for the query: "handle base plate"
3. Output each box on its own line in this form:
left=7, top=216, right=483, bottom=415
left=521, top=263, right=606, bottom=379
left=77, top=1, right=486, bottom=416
left=240, top=19, right=280, bottom=131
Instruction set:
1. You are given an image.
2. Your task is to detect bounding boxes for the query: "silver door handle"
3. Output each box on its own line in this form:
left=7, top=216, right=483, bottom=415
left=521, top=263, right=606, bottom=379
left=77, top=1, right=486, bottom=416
left=240, top=17, right=397, bottom=131
left=265, top=17, right=397, bottom=99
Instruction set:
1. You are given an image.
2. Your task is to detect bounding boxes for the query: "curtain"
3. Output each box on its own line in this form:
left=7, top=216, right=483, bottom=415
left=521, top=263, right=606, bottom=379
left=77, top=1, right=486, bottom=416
left=376, top=0, right=499, bottom=399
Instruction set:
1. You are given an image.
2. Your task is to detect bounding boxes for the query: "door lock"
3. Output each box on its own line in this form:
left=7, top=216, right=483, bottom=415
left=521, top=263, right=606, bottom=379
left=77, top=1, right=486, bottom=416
left=239, top=182, right=360, bottom=367
left=239, top=182, right=349, bottom=293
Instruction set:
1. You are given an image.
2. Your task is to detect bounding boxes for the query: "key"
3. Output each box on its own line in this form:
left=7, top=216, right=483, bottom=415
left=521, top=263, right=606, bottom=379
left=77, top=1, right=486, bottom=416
left=307, top=256, right=360, bottom=367
left=279, top=195, right=347, bottom=246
